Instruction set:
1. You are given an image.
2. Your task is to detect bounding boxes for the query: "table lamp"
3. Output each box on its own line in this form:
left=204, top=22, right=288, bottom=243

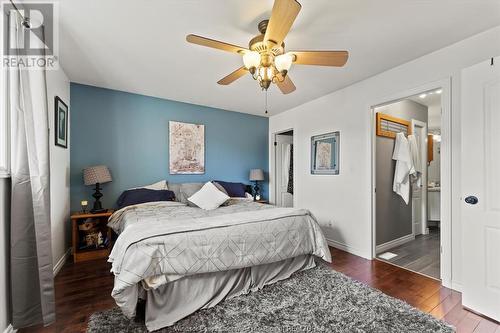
left=83, top=165, right=112, bottom=213
left=249, top=169, right=264, bottom=201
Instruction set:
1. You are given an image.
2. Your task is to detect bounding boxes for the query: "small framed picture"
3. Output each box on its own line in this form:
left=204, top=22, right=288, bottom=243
left=311, top=131, right=340, bottom=175
left=54, top=96, right=68, bottom=148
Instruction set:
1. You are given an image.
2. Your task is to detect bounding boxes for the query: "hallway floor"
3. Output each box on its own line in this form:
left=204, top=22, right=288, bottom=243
left=377, top=227, right=440, bottom=279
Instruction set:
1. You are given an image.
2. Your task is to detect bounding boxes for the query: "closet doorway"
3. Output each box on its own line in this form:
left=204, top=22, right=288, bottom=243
left=373, top=89, right=443, bottom=280
left=274, top=130, right=294, bottom=207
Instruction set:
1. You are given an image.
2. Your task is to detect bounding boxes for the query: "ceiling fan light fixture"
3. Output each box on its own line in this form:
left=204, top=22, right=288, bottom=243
left=186, top=0, right=349, bottom=97
left=257, top=66, right=274, bottom=90
left=275, top=53, right=293, bottom=72
left=243, top=51, right=260, bottom=71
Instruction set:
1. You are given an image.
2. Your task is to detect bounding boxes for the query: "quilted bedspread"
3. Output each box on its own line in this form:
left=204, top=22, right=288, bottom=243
left=107, top=201, right=331, bottom=317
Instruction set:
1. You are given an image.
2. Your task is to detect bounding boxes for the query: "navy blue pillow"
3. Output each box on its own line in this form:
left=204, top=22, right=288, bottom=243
left=116, top=189, right=175, bottom=209
left=214, top=181, right=246, bottom=198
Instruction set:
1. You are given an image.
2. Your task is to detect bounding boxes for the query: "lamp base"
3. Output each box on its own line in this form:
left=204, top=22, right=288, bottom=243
left=253, top=181, right=261, bottom=201
left=91, top=183, right=106, bottom=213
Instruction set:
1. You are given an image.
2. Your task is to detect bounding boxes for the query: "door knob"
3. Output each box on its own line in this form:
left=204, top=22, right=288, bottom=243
left=465, top=196, right=479, bottom=205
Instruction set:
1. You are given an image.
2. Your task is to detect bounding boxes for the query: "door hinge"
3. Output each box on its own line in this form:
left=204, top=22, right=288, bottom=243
left=274, top=142, right=277, bottom=146
left=491, top=57, right=495, bottom=66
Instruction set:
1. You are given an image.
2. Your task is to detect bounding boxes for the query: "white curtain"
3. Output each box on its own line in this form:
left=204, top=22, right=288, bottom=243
left=8, top=13, right=55, bottom=328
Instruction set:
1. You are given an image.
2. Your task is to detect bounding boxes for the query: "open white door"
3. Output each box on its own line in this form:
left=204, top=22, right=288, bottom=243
left=275, top=134, right=293, bottom=207
left=461, top=57, right=500, bottom=321
left=411, top=119, right=428, bottom=236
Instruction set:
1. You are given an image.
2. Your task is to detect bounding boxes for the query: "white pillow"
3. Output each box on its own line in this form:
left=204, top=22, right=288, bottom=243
left=188, top=182, right=230, bottom=210
left=130, top=180, right=168, bottom=191
left=229, top=192, right=254, bottom=201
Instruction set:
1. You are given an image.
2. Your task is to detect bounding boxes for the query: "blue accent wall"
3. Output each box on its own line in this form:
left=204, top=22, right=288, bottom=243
left=70, top=83, right=268, bottom=211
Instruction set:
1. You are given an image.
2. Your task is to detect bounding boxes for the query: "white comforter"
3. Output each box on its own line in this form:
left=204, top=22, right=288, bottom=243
left=108, top=201, right=331, bottom=317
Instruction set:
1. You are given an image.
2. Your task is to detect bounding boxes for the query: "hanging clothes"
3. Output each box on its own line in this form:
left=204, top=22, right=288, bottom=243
left=287, top=145, right=294, bottom=194
left=283, top=143, right=290, bottom=189
left=392, top=133, right=415, bottom=204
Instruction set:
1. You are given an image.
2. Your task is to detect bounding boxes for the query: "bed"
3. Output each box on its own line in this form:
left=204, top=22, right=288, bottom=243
left=107, top=185, right=331, bottom=331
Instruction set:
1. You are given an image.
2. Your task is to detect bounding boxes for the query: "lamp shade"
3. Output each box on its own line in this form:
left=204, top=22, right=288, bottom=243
left=249, top=169, right=264, bottom=181
left=83, top=165, right=112, bottom=186
left=242, top=51, right=260, bottom=69
left=275, top=53, right=293, bottom=72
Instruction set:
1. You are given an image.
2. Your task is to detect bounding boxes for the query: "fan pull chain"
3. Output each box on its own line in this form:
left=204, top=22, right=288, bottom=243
left=265, top=90, right=268, bottom=114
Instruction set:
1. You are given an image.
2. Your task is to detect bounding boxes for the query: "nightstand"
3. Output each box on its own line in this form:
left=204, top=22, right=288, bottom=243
left=255, top=199, right=269, bottom=204
left=70, top=210, right=114, bottom=263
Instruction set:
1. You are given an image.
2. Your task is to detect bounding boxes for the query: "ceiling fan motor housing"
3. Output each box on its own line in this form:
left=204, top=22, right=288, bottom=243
left=249, top=20, right=285, bottom=56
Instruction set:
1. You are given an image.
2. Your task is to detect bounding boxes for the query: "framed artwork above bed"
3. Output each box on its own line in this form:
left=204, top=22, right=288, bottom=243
left=169, top=121, right=205, bottom=174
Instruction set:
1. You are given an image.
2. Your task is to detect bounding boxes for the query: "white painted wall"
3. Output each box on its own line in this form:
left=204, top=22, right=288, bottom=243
left=269, top=26, right=500, bottom=289
left=47, top=68, right=71, bottom=272
left=428, top=139, right=441, bottom=184
left=428, top=104, right=442, bottom=131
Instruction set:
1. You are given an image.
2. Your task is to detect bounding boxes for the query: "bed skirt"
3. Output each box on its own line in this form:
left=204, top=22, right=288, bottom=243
left=142, top=254, right=316, bottom=331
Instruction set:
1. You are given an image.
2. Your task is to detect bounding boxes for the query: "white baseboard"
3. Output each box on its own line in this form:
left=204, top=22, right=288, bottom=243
left=3, top=324, right=17, bottom=333
left=376, top=234, right=415, bottom=254
left=53, top=247, right=71, bottom=276
left=326, top=238, right=371, bottom=260
left=451, top=281, right=463, bottom=293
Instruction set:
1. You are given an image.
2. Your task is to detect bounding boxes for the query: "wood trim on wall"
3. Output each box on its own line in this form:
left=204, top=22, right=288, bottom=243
left=376, top=112, right=412, bottom=139
left=427, top=134, right=434, bottom=163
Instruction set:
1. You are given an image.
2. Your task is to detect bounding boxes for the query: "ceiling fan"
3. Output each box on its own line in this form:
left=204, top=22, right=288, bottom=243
left=186, top=0, right=349, bottom=95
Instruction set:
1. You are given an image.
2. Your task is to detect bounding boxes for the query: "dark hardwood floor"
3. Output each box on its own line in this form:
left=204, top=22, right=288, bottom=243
left=21, top=247, right=499, bottom=333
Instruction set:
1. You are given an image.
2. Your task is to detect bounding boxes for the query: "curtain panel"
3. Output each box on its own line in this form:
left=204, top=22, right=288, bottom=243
left=8, top=13, right=55, bottom=328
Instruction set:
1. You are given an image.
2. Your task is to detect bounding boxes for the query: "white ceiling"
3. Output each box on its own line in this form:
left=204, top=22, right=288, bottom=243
left=59, top=0, right=500, bottom=116
left=408, top=91, right=442, bottom=108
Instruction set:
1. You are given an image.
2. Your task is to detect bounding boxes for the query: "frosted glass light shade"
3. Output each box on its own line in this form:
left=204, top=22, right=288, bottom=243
left=258, top=66, right=273, bottom=80
left=275, top=53, right=293, bottom=72
left=243, top=51, right=260, bottom=69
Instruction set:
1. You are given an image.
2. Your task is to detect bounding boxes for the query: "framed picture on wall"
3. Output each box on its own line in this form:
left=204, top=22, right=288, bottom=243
left=311, top=131, right=340, bottom=175
left=169, top=121, right=205, bottom=174
left=54, top=96, right=68, bottom=148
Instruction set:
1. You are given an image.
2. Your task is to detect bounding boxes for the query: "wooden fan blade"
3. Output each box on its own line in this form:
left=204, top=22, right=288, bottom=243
left=264, top=0, right=301, bottom=45
left=276, top=73, right=296, bottom=94
left=217, top=67, right=248, bottom=85
left=290, top=50, right=349, bottom=67
left=186, top=34, right=247, bottom=54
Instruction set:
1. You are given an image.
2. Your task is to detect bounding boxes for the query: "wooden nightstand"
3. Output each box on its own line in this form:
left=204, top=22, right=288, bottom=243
left=255, top=199, right=269, bottom=204
left=70, top=210, right=114, bottom=263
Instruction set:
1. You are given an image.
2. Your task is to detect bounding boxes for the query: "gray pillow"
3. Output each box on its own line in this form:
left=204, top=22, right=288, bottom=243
left=212, top=181, right=231, bottom=206
left=167, top=183, right=182, bottom=202
left=179, top=183, right=204, bottom=206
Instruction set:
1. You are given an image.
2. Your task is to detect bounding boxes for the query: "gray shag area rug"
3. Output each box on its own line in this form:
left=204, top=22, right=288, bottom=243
left=87, top=264, right=454, bottom=333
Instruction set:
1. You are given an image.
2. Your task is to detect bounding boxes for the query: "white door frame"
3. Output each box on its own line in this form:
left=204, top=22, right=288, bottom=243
left=411, top=119, right=428, bottom=236
left=370, top=78, right=452, bottom=288
left=270, top=128, right=294, bottom=206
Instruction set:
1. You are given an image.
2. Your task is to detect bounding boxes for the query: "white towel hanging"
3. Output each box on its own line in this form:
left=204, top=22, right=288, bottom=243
left=392, top=132, right=415, bottom=204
